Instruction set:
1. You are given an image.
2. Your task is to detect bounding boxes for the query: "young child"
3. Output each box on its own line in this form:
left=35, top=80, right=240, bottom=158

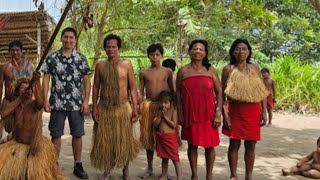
left=162, top=58, right=183, bottom=146
left=139, top=43, right=174, bottom=178
left=162, top=59, right=177, bottom=91
left=282, top=137, right=320, bottom=179
left=0, top=72, right=66, bottom=179
left=261, top=68, right=276, bottom=125
left=153, top=90, right=181, bottom=180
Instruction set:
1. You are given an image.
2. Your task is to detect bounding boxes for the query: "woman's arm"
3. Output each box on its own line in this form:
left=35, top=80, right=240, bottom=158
left=221, top=65, right=231, bottom=128
left=176, top=68, right=184, bottom=126
left=211, top=67, right=222, bottom=127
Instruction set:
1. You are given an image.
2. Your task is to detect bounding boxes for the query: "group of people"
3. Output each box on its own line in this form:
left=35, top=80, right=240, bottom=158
left=0, top=26, right=318, bottom=180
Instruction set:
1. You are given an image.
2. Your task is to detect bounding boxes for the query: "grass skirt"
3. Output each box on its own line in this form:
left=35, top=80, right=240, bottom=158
left=0, top=136, right=66, bottom=180
left=1, top=99, right=15, bottom=133
left=91, top=101, right=140, bottom=171
left=139, top=100, right=160, bottom=151
left=225, top=68, right=268, bottom=103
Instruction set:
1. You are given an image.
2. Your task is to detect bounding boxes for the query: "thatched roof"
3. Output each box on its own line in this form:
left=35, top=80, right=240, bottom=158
left=0, top=11, right=53, bottom=63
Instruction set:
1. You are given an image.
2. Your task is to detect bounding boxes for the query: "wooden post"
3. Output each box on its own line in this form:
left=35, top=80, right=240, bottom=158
left=35, top=0, right=75, bottom=71
left=36, top=16, right=41, bottom=64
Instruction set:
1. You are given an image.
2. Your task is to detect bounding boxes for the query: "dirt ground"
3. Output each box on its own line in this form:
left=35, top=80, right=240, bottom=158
left=41, top=111, right=320, bottom=180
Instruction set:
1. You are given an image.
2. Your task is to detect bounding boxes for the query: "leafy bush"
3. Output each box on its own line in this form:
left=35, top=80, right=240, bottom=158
left=260, top=55, right=320, bottom=112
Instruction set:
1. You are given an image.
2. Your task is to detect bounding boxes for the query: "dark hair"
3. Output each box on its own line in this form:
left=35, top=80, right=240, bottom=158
left=261, top=67, right=270, bottom=74
left=162, top=58, right=177, bottom=72
left=61, top=27, right=77, bottom=39
left=147, top=43, right=164, bottom=55
left=229, top=38, right=252, bottom=64
left=317, top=137, right=320, bottom=147
left=188, top=39, right=211, bottom=70
left=8, top=40, right=23, bottom=52
left=158, top=90, right=174, bottom=103
left=103, top=34, right=122, bottom=49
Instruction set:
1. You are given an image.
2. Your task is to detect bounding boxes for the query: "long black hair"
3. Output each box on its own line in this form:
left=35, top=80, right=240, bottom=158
left=188, top=39, right=211, bottom=70
left=229, top=38, right=252, bottom=64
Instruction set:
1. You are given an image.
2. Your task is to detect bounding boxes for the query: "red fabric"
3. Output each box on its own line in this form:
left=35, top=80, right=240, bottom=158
left=181, top=76, right=219, bottom=148
left=222, top=102, right=261, bottom=141
left=156, top=132, right=180, bottom=161
left=267, top=94, right=275, bottom=110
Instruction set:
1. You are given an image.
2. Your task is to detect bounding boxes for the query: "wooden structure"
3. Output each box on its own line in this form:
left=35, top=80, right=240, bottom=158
left=0, top=11, right=52, bottom=63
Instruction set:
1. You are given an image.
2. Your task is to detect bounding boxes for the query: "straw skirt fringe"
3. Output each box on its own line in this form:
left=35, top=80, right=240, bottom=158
left=1, top=99, right=15, bottom=133
left=90, top=101, right=140, bottom=171
left=139, top=100, right=160, bottom=151
left=225, top=68, right=268, bottom=103
left=0, top=136, right=66, bottom=180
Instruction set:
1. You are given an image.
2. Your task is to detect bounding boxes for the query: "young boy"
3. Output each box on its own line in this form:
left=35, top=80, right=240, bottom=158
left=153, top=91, right=181, bottom=180
left=0, top=72, right=65, bottom=179
left=282, top=137, right=320, bottom=179
left=162, top=58, right=182, bottom=146
left=139, top=43, right=174, bottom=178
left=261, top=68, right=276, bottom=125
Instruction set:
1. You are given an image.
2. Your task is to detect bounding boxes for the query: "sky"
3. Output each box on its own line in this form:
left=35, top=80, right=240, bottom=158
left=0, top=0, right=64, bottom=22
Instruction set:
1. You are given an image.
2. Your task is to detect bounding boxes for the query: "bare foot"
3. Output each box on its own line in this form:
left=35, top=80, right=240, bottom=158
left=158, top=175, right=168, bottom=180
left=99, top=171, right=110, bottom=180
left=123, top=167, right=133, bottom=180
left=282, top=169, right=289, bottom=176
left=167, top=174, right=174, bottom=180
left=139, top=169, right=153, bottom=179
left=230, top=177, right=237, bottom=180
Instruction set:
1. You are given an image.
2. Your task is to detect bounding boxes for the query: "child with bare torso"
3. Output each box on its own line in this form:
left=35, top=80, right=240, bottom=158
left=282, top=137, right=320, bottom=179
left=139, top=43, right=174, bottom=178
left=261, top=68, right=276, bottom=125
left=153, top=90, right=181, bottom=180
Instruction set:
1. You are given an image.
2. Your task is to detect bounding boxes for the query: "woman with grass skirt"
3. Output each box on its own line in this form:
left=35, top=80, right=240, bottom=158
left=221, top=38, right=268, bottom=180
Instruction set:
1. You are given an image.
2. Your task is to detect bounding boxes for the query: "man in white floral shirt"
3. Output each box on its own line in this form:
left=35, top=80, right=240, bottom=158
left=42, top=27, right=91, bottom=179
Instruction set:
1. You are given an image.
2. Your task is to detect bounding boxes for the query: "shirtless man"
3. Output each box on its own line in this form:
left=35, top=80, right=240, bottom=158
left=261, top=68, right=276, bottom=125
left=91, top=34, right=140, bottom=180
left=0, top=72, right=65, bottom=179
left=139, top=43, right=174, bottom=179
left=0, top=40, right=33, bottom=134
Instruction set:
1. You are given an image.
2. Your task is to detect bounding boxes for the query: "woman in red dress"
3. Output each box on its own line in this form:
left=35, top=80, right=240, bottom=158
left=221, top=38, right=268, bottom=180
left=176, top=40, right=223, bottom=180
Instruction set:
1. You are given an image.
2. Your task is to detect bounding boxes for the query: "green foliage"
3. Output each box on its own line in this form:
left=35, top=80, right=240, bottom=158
left=262, top=55, right=320, bottom=111
left=60, top=0, right=320, bottom=111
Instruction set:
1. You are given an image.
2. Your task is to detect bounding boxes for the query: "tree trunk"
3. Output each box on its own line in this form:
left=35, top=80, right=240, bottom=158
left=91, top=2, right=109, bottom=70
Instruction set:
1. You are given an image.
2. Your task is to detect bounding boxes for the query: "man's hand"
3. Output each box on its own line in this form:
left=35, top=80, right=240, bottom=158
left=44, top=100, right=51, bottom=112
left=32, top=71, right=41, bottom=82
left=20, top=89, right=32, bottom=101
left=81, top=103, right=89, bottom=115
left=92, top=106, right=98, bottom=123
left=132, top=109, right=139, bottom=123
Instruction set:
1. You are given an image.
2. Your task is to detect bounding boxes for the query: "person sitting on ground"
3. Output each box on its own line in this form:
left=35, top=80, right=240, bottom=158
left=0, top=72, right=66, bottom=179
left=153, top=90, right=181, bottom=180
left=282, top=137, right=320, bottom=179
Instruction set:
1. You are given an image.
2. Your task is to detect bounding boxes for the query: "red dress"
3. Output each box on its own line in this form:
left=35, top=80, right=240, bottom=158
left=222, top=102, right=261, bottom=141
left=181, top=76, right=220, bottom=148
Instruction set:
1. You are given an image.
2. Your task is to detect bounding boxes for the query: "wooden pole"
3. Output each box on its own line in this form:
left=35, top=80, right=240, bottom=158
left=35, top=0, right=75, bottom=71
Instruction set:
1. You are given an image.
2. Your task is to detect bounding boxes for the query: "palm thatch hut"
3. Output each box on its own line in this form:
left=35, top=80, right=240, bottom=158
left=0, top=11, right=53, bottom=64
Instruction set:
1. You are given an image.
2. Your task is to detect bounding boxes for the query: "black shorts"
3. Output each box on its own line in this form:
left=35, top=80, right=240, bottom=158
left=49, top=110, right=85, bottom=138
